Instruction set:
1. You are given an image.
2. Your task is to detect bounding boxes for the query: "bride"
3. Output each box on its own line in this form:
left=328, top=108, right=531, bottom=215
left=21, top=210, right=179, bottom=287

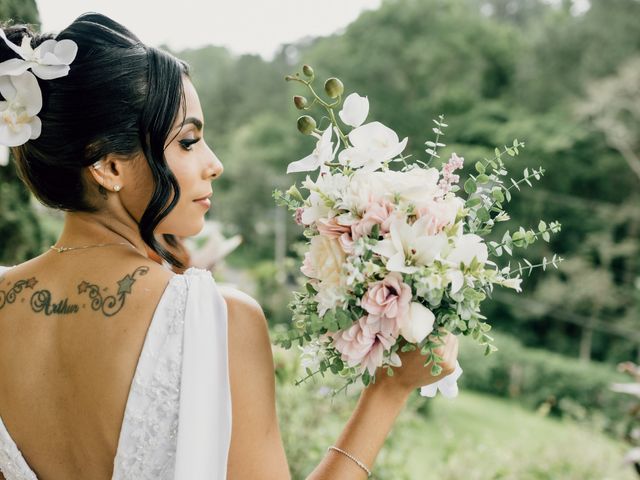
left=0, top=13, right=459, bottom=479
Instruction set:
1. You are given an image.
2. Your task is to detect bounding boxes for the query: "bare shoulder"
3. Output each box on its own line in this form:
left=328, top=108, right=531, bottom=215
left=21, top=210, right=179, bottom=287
left=218, top=286, right=271, bottom=359
left=218, top=286, right=263, bottom=315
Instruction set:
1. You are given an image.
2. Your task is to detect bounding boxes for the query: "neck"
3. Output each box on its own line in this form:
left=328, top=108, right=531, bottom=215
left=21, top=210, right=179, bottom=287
left=54, top=211, right=150, bottom=258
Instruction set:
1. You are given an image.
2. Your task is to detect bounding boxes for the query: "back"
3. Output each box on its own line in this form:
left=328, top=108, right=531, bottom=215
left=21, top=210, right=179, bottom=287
left=0, top=252, right=232, bottom=479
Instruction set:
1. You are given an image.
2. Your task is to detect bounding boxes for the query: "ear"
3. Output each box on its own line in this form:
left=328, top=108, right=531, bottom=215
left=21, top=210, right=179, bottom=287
left=87, top=153, right=127, bottom=192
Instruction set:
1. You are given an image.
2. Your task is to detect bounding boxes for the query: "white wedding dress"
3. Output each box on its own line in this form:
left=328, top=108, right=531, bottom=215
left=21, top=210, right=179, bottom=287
left=0, top=266, right=232, bottom=479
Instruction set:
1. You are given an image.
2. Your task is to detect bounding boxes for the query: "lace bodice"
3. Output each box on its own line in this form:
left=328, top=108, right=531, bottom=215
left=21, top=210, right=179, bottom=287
left=0, top=265, right=232, bottom=480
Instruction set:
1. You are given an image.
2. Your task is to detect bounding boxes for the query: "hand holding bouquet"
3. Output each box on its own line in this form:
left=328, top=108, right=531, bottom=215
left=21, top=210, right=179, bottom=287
left=274, top=64, right=563, bottom=397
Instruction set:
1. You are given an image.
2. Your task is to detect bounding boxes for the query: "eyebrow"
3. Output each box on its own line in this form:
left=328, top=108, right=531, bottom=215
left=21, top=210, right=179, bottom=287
left=175, top=117, right=203, bottom=131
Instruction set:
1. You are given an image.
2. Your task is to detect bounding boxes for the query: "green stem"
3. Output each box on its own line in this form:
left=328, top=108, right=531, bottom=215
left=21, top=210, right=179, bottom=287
left=507, top=258, right=564, bottom=276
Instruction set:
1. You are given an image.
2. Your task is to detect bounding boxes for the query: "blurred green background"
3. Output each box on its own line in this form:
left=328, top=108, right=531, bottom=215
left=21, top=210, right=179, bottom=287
left=1, top=0, right=639, bottom=478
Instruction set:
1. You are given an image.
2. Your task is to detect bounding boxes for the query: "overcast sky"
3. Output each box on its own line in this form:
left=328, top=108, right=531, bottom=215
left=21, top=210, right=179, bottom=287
left=37, top=0, right=383, bottom=60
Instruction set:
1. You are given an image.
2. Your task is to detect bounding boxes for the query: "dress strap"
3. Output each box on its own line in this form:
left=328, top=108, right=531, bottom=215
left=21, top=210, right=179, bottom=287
left=173, top=268, right=232, bottom=479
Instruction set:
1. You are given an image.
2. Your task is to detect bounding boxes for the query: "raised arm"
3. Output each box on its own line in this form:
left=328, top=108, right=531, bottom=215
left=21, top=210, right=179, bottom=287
left=221, top=287, right=458, bottom=480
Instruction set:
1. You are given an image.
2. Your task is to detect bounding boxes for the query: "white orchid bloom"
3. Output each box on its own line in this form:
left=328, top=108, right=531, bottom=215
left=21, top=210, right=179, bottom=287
left=287, top=126, right=339, bottom=174
left=338, top=121, right=408, bottom=172
left=0, top=30, right=78, bottom=80
left=372, top=217, right=447, bottom=273
left=420, top=361, right=463, bottom=398
left=338, top=92, right=369, bottom=128
left=399, top=302, right=435, bottom=343
left=0, top=71, right=43, bottom=146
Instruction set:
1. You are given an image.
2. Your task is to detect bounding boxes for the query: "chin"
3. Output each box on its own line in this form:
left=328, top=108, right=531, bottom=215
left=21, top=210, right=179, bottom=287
left=156, top=215, right=205, bottom=238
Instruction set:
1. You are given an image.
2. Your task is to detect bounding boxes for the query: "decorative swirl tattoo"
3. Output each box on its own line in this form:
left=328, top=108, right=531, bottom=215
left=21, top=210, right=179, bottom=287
left=78, top=266, right=149, bottom=317
left=0, top=277, right=38, bottom=310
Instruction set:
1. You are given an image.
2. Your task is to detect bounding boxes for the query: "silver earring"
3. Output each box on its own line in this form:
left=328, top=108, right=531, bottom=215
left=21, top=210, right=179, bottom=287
left=113, top=185, right=121, bottom=192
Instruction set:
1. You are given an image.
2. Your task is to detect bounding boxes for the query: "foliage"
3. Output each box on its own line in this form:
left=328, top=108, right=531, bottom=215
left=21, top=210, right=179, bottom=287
left=273, top=339, right=636, bottom=479
left=0, top=0, right=48, bottom=265
left=176, top=0, right=640, bottom=364
left=458, top=332, right=632, bottom=434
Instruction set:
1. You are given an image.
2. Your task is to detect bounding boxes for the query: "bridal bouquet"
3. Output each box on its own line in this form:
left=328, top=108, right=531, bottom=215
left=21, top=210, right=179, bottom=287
left=273, top=64, right=562, bottom=397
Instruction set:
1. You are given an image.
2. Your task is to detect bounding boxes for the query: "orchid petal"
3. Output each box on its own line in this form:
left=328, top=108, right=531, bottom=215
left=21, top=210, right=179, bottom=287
left=338, top=93, right=369, bottom=128
left=12, top=71, right=42, bottom=116
left=53, top=39, right=79, bottom=65
left=33, top=38, right=78, bottom=70
left=0, top=76, right=17, bottom=102
left=420, top=383, right=438, bottom=397
left=0, top=29, right=28, bottom=59
left=0, top=122, right=32, bottom=147
left=30, top=63, right=70, bottom=80
left=0, top=145, right=9, bottom=166
left=287, top=152, right=321, bottom=174
left=0, top=58, right=30, bottom=77
left=29, top=116, right=42, bottom=139
left=382, top=136, right=408, bottom=161
left=287, top=127, right=334, bottom=174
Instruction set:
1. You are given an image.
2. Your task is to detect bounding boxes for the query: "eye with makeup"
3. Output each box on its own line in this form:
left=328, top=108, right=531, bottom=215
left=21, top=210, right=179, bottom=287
left=178, top=136, right=201, bottom=151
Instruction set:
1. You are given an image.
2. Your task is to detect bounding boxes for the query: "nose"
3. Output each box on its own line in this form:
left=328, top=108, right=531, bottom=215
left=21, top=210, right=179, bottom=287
left=206, top=143, right=224, bottom=179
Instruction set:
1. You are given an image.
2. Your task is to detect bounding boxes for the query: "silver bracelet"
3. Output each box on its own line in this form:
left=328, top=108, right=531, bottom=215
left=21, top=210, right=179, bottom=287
left=327, top=445, right=372, bottom=477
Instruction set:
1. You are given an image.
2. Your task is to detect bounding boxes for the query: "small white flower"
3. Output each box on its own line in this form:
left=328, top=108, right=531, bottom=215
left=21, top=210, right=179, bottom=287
left=0, top=30, right=78, bottom=80
left=499, top=277, right=523, bottom=293
left=420, top=361, right=463, bottom=398
left=338, top=92, right=369, bottom=128
left=287, top=126, right=339, bottom=173
left=398, top=302, right=435, bottom=343
left=0, top=71, right=43, bottom=146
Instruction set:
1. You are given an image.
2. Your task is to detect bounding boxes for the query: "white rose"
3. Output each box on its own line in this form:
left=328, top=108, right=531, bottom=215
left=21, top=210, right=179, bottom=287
left=306, top=235, right=345, bottom=283
left=398, top=302, right=435, bottom=343
left=305, top=235, right=347, bottom=314
left=340, top=170, right=387, bottom=212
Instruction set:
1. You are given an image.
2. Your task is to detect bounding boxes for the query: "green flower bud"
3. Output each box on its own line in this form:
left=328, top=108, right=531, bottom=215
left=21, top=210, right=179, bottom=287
left=286, top=184, right=304, bottom=202
left=293, top=95, right=308, bottom=110
left=324, top=77, right=344, bottom=98
left=302, top=64, right=314, bottom=77
left=297, top=115, right=317, bottom=135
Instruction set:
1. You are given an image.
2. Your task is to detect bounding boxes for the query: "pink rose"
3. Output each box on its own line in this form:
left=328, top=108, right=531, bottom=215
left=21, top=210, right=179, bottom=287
left=331, top=315, right=396, bottom=376
left=317, top=217, right=351, bottom=239
left=360, top=272, right=411, bottom=334
left=351, top=199, right=395, bottom=240
left=338, top=232, right=355, bottom=254
left=415, top=197, right=463, bottom=235
left=300, top=251, right=316, bottom=277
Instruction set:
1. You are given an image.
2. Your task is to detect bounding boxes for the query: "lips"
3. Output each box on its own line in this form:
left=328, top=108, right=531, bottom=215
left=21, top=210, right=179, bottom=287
left=193, top=192, right=212, bottom=202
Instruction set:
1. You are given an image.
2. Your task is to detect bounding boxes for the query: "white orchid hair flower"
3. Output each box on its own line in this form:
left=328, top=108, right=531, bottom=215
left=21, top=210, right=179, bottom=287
left=0, top=29, right=78, bottom=149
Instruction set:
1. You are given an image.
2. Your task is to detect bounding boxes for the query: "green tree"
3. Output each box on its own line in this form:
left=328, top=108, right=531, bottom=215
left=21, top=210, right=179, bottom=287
left=0, top=0, right=50, bottom=264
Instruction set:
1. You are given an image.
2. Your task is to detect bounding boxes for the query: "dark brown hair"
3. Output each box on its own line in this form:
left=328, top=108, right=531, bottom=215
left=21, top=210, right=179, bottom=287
left=0, top=13, right=190, bottom=269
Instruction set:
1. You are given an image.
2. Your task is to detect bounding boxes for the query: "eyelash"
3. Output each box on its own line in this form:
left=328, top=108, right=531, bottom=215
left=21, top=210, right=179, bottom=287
left=179, top=138, right=201, bottom=151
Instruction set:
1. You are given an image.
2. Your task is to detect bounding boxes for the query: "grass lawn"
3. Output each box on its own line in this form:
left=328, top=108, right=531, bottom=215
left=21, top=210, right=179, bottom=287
left=392, top=390, right=633, bottom=479
left=276, top=365, right=635, bottom=479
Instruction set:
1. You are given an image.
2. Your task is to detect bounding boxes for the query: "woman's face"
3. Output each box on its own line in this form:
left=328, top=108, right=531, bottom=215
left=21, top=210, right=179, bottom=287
left=90, top=75, right=223, bottom=238
left=134, top=76, right=224, bottom=237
